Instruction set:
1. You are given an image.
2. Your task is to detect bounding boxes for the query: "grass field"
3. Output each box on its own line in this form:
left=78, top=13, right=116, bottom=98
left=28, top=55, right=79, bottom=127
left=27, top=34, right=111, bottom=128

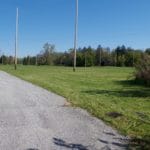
left=0, top=65, right=150, bottom=145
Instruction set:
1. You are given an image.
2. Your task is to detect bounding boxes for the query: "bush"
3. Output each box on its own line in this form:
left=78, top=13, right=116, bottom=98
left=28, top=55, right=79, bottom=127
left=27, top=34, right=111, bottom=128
left=134, top=55, right=150, bottom=86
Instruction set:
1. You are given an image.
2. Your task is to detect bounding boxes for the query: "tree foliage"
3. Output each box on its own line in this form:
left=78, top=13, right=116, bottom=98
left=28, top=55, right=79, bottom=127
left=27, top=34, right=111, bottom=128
left=1, top=43, right=149, bottom=69
left=134, top=54, right=150, bottom=86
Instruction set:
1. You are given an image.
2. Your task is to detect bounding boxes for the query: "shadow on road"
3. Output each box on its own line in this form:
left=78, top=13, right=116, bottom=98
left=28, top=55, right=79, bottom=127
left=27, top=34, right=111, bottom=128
left=98, top=138, right=129, bottom=149
left=98, top=135, right=150, bottom=150
left=53, top=137, right=88, bottom=150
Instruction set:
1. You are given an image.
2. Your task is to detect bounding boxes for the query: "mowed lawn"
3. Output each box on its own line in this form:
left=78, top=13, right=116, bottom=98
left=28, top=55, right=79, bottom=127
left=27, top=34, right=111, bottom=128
left=0, top=65, right=150, bottom=141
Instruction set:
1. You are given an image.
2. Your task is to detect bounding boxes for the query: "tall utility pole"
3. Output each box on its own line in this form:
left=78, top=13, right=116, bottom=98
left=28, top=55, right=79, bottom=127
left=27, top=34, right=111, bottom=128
left=15, top=7, right=19, bottom=70
left=73, top=0, right=78, bottom=72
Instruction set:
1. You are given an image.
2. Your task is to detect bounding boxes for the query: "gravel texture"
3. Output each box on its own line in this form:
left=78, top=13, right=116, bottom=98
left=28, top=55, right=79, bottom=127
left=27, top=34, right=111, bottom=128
left=0, top=71, right=129, bottom=150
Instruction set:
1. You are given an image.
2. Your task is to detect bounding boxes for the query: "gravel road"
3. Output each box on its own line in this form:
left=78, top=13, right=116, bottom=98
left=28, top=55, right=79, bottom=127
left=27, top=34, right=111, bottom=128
left=0, top=71, right=129, bottom=150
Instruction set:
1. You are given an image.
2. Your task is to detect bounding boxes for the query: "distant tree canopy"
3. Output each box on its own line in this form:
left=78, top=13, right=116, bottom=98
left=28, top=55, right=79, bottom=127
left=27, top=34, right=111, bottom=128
left=0, top=43, right=149, bottom=67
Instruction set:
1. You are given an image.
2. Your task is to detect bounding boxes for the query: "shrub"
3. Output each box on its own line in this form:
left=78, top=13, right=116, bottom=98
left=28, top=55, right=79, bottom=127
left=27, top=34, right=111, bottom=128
left=134, top=55, right=150, bottom=86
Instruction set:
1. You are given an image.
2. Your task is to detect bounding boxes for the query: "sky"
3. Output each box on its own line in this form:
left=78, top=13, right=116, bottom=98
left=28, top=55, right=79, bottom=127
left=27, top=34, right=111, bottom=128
left=1, top=0, right=150, bottom=57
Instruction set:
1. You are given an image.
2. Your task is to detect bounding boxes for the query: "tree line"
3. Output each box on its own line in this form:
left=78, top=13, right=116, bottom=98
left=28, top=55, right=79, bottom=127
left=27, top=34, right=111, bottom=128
left=1, top=43, right=150, bottom=67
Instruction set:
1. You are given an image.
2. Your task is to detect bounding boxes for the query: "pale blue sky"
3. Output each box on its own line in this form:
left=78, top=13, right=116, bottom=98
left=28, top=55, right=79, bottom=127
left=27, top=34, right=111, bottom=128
left=0, top=0, right=150, bottom=56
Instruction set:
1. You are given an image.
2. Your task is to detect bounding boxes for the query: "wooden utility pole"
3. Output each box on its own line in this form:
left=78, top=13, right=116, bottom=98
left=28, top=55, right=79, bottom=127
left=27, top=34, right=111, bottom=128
left=15, top=8, right=19, bottom=70
left=73, top=0, right=78, bottom=72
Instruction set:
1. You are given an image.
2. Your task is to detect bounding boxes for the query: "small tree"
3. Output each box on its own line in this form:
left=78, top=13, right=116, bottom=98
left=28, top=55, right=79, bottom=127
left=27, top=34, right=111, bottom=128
left=145, top=48, right=150, bottom=55
left=43, top=43, right=55, bottom=65
left=37, top=43, right=55, bottom=65
left=134, top=54, right=150, bottom=86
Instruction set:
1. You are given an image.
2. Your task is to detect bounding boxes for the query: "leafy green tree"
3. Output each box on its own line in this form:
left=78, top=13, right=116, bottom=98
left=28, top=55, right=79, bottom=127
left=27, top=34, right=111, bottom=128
left=84, top=46, right=95, bottom=67
left=23, top=57, right=27, bottom=65
left=2, top=55, right=8, bottom=65
left=145, top=48, right=150, bottom=55
left=76, top=51, right=84, bottom=66
left=43, top=43, right=55, bottom=65
left=134, top=54, right=150, bottom=86
left=134, top=50, right=143, bottom=65
left=101, top=48, right=112, bottom=66
left=37, top=43, right=55, bottom=65
left=125, top=51, right=134, bottom=66
left=8, top=56, right=14, bottom=64
left=27, top=56, right=30, bottom=65
left=29, top=56, right=36, bottom=65
left=95, top=45, right=103, bottom=66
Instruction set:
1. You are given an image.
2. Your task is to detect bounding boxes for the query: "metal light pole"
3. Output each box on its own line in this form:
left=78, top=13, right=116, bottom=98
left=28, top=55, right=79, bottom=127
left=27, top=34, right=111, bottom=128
left=73, top=0, right=78, bottom=72
left=15, top=7, right=19, bottom=70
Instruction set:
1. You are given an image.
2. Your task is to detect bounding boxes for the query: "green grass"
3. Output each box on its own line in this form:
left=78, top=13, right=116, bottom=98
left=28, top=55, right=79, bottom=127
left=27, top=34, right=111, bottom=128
left=0, top=65, right=150, bottom=144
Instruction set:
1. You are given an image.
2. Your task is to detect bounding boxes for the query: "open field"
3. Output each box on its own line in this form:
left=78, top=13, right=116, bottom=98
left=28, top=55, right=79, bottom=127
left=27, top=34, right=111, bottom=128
left=0, top=65, right=150, bottom=144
